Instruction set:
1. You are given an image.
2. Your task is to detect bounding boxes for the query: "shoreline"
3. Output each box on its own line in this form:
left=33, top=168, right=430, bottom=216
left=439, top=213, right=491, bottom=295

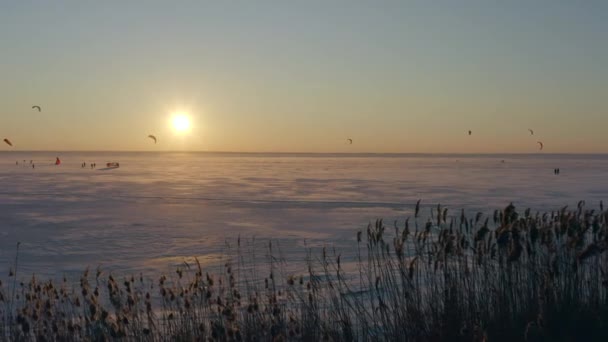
left=2, top=202, right=607, bottom=341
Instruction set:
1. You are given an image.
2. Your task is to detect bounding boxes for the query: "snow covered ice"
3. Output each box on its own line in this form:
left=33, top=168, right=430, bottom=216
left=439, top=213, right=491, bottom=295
left=1, top=152, right=607, bottom=279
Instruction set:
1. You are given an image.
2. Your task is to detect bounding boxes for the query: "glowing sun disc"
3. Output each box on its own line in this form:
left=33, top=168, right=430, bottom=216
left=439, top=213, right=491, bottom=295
left=172, top=114, right=191, bottom=133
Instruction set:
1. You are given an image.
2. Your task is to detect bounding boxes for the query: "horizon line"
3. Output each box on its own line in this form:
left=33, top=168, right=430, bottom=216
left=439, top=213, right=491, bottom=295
left=2, top=150, right=608, bottom=156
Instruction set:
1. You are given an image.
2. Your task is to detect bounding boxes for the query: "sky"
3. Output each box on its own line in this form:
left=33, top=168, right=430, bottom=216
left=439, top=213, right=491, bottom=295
left=1, top=1, right=607, bottom=153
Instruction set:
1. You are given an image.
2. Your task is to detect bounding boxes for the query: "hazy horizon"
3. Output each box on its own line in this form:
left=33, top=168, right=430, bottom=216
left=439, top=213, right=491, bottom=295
left=3, top=150, right=608, bottom=156
left=2, top=1, right=607, bottom=153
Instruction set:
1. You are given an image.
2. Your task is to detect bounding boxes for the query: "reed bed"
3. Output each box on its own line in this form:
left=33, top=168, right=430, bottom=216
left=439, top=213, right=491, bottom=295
left=1, top=201, right=607, bottom=341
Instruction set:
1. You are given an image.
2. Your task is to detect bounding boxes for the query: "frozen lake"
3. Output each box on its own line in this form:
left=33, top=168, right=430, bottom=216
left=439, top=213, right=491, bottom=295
left=1, top=152, right=607, bottom=279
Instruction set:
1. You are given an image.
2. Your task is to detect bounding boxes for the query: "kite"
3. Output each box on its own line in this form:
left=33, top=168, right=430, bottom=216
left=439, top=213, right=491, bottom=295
left=32, top=106, right=41, bottom=112
left=3, top=138, right=12, bottom=147
left=148, top=135, right=157, bottom=144
left=528, top=129, right=534, bottom=135
left=537, top=141, right=544, bottom=150
left=347, top=138, right=353, bottom=144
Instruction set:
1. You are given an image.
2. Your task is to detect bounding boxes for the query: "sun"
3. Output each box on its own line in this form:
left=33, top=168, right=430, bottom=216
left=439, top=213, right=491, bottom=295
left=171, top=114, right=191, bottom=133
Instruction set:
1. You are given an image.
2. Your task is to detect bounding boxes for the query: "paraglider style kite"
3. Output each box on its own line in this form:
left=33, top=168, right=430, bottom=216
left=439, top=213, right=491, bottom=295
left=528, top=129, right=534, bottom=135
left=537, top=141, right=544, bottom=150
left=148, top=135, right=157, bottom=144
left=32, top=105, right=41, bottom=112
left=468, top=130, right=472, bottom=136
left=3, top=138, right=12, bottom=147
left=347, top=138, right=353, bottom=145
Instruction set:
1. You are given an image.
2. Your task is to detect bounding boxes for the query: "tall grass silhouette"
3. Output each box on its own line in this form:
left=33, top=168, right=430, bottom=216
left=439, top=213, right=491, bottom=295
left=1, top=201, right=607, bottom=341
